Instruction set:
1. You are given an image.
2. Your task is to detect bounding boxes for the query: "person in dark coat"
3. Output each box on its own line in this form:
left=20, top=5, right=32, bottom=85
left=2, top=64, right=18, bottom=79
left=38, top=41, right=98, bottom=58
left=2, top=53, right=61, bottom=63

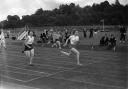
left=100, top=34, right=109, bottom=46
left=89, top=28, right=93, bottom=38
left=120, top=26, right=126, bottom=43
left=83, top=28, right=87, bottom=38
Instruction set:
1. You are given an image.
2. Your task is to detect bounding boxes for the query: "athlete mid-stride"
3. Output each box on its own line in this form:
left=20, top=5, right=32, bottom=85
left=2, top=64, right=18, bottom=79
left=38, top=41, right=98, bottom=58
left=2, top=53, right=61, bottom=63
left=61, top=30, right=82, bottom=65
left=23, top=30, right=35, bottom=66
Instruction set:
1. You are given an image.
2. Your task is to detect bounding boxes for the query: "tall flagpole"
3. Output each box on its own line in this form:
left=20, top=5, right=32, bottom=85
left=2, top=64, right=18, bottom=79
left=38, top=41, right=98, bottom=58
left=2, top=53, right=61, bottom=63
left=103, top=19, right=104, bottom=31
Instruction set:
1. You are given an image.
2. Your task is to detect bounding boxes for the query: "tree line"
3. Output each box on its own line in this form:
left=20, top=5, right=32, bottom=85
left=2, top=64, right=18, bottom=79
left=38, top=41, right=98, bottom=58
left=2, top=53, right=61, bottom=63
left=0, top=0, right=128, bottom=29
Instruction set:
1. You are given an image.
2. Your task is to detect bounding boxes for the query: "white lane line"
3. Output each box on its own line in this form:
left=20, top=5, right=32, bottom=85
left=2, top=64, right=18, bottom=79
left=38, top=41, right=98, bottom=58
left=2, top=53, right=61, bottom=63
left=6, top=65, right=50, bottom=75
left=1, top=48, right=121, bottom=60
left=34, top=63, right=73, bottom=70
left=1, top=49, right=120, bottom=81
left=2, top=57, right=72, bottom=70
left=0, top=52, right=77, bottom=70
left=0, top=51, right=119, bottom=68
left=46, top=57, right=121, bottom=77
left=1, top=70, right=44, bottom=83
left=6, top=44, right=124, bottom=56
left=3, top=57, right=72, bottom=71
left=1, top=70, right=48, bottom=83
left=0, top=50, right=123, bottom=76
left=1, top=75, right=27, bottom=82
left=1, top=70, right=47, bottom=77
left=1, top=81, right=40, bottom=89
left=50, top=77, right=125, bottom=89
left=0, top=57, right=71, bottom=83
left=0, top=52, right=78, bottom=65
left=7, top=57, right=73, bottom=70
left=24, top=76, right=46, bottom=83
left=0, top=45, right=124, bottom=87
left=0, top=67, right=50, bottom=83
left=53, top=69, right=124, bottom=84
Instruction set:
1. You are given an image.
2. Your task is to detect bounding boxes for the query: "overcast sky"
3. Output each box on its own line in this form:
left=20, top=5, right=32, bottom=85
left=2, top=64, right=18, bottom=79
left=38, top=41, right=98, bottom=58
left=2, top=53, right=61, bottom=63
left=0, top=0, right=127, bottom=21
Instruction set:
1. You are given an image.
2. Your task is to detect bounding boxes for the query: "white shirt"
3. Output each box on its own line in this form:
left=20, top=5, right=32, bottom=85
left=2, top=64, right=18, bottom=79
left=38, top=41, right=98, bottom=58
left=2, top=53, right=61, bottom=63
left=53, top=33, right=60, bottom=39
left=69, top=35, right=79, bottom=45
left=0, top=32, right=5, bottom=41
left=25, top=36, right=34, bottom=44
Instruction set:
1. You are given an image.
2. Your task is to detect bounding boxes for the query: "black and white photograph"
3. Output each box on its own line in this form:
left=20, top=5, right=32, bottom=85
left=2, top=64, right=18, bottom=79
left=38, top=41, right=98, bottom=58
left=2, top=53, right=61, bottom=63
left=0, top=0, right=127, bottom=89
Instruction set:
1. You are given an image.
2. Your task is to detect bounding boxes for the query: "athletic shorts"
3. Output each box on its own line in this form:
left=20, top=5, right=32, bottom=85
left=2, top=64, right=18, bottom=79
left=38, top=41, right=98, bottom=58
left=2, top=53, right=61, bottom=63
left=0, top=40, right=5, bottom=45
left=69, top=44, right=78, bottom=49
left=55, top=39, right=60, bottom=42
left=24, top=44, right=33, bottom=51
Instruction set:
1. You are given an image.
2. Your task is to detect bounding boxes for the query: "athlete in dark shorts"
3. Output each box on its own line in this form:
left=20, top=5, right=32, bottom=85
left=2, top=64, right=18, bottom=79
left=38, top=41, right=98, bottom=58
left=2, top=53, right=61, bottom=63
left=24, top=30, right=35, bottom=66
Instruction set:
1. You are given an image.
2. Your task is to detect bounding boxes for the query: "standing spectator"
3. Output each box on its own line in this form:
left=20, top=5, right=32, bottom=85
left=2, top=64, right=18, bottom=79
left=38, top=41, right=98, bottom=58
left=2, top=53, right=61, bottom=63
left=120, top=26, right=126, bottom=43
left=64, top=29, right=68, bottom=42
left=59, top=31, right=63, bottom=43
left=47, top=29, right=53, bottom=44
left=7, top=30, right=10, bottom=38
left=89, top=28, right=93, bottom=38
left=42, top=31, right=47, bottom=43
left=83, top=28, right=87, bottom=38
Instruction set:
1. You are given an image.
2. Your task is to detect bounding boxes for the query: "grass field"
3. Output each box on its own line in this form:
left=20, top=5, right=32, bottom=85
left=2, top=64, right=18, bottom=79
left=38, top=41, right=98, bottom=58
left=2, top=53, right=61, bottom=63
left=0, top=29, right=127, bottom=89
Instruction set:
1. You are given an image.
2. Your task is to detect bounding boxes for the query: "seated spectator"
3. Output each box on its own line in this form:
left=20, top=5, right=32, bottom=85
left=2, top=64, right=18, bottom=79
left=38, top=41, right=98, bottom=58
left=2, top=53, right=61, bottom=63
left=47, top=31, right=53, bottom=44
left=100, top=34, right=109, bottom=46
left=40, top=33, right=43, bottom=40
left=41, top=32, right=47, bottom=43
left=120, top=26, right=126, bottom=43
left=64, top=29, right=69, bottom=42
left=108, top=34, right=116, bottom=51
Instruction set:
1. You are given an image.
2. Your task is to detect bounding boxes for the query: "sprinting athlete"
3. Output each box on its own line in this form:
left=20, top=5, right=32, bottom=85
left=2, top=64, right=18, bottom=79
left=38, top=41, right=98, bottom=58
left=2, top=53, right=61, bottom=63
left=23, top=30, right=35, bottom=66
left=61, top=30, right=82, bottom=65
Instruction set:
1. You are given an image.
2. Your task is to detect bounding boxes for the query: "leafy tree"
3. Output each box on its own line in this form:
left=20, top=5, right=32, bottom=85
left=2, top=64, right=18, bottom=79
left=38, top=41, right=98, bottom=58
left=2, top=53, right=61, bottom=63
left=0, top=1, right=128, bottom=28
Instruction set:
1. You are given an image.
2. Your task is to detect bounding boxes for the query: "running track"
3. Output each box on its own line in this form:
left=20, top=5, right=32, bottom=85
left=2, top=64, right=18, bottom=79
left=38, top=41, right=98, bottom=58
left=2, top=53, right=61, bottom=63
left=0, top=41, right=127, bottom=89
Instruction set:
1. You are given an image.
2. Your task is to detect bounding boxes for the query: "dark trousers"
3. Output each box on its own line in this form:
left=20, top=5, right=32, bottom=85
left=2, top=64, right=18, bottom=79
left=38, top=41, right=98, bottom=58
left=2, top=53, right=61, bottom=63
left=120, top=33, right=125, bottom=41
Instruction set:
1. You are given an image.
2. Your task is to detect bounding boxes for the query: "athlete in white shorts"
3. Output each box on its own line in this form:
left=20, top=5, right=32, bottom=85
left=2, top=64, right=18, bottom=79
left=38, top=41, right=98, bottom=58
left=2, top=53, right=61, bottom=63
left=61, top=30, right=82, bottom=65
